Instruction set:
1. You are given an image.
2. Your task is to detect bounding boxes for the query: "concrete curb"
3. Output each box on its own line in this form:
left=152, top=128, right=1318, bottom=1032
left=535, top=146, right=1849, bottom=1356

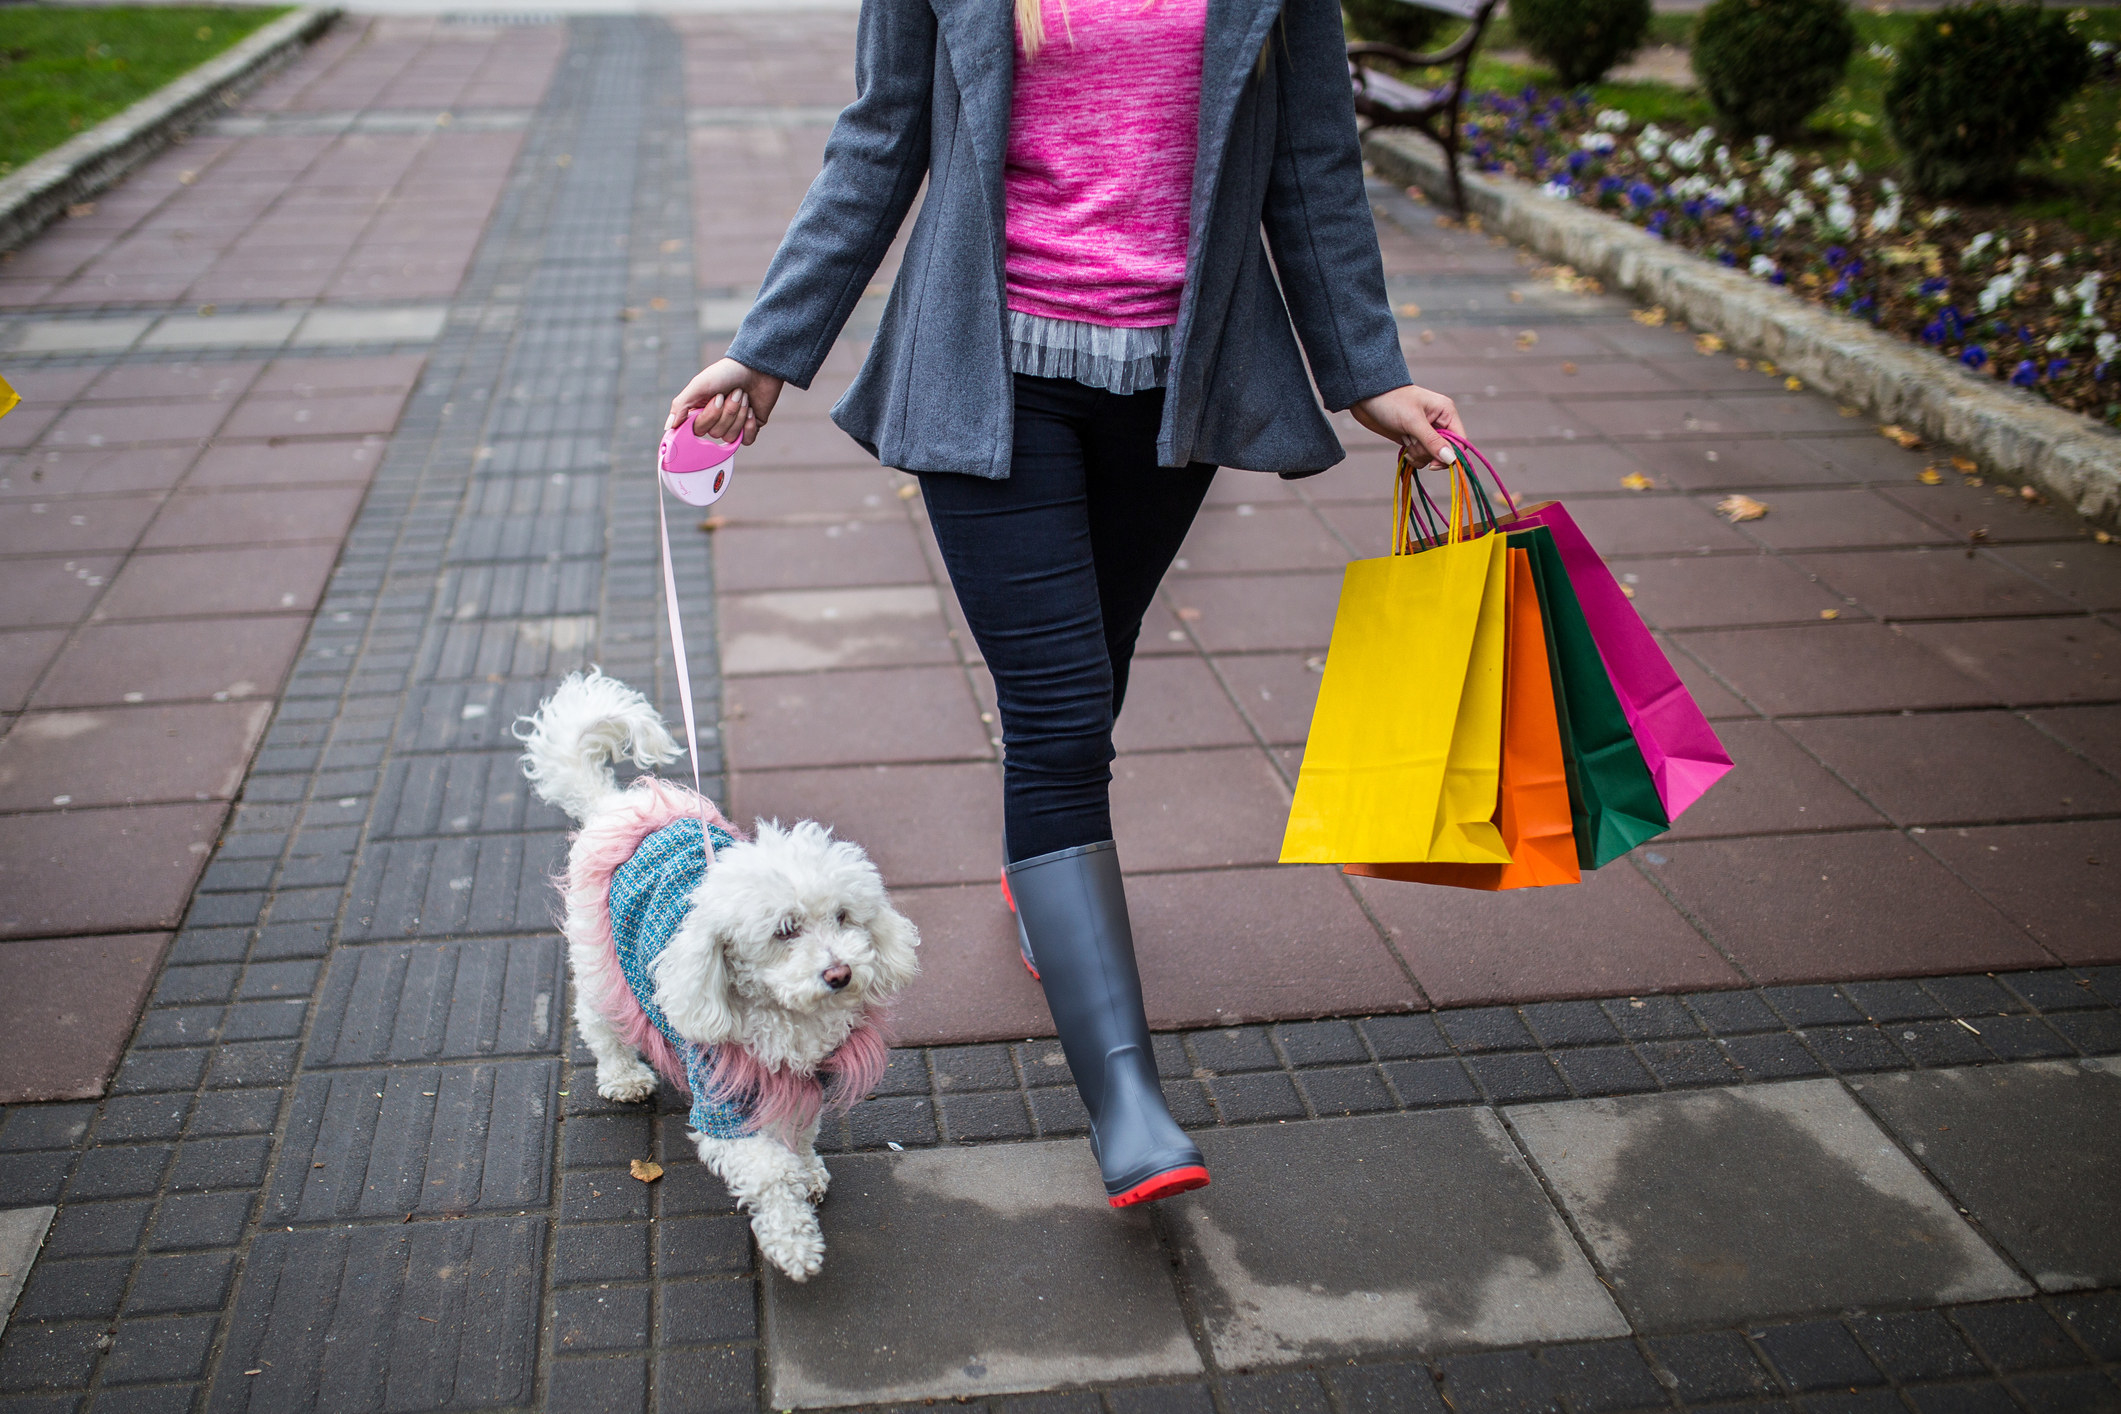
left=0, top=7, right=340, bottom=257
left=1365, top=128, right=2121, bottom=528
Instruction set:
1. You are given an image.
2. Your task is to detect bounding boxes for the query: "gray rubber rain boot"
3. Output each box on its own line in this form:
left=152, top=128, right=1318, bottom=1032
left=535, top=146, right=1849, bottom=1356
left=1005, top=840, right=1209, bottom=1206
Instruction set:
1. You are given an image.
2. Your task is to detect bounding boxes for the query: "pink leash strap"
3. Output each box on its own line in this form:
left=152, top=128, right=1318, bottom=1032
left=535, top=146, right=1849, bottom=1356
left=656, top=476, right=710, bottom=854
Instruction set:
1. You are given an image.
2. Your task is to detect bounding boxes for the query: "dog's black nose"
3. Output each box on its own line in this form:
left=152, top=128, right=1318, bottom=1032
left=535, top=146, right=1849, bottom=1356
left=823, top=963, right=852, bottom=991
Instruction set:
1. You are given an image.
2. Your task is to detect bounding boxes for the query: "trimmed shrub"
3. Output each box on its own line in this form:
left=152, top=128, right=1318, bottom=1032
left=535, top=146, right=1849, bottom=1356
left=1884, top=3, right=2092, bottom=199
left=1512, top=0, right=1653, bottom=88
left=1341, top=0, right=1445, bottom=54
left=1692, top=0, right=1856, bottom=140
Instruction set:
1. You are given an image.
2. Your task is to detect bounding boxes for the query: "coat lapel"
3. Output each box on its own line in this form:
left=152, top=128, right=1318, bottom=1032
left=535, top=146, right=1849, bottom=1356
left=927, top=0, right=1017, bottom=208
left=1194, top=0, right=1285, bottom=166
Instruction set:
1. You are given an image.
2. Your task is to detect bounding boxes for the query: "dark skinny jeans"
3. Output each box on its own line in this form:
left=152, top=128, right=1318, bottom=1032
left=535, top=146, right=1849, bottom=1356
left=918, top=374, right=1216, bottom=864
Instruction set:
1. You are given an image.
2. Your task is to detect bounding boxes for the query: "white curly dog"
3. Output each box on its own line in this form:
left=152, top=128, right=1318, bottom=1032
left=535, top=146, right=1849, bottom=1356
left=517, top=670, right=920, bottom=1281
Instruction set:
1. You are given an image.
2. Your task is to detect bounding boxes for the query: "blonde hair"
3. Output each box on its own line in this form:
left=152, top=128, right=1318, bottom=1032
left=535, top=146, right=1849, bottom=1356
left=1014, top=0, right=1073, bottom=60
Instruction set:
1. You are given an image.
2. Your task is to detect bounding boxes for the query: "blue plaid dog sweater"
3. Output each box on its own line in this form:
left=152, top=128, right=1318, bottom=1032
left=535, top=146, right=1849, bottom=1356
left=607, top=816, right=752, bottom=1138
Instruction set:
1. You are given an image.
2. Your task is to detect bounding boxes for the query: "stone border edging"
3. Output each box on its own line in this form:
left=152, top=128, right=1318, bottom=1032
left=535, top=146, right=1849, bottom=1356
left=1365, top=128, right=2121, bottom=528
left=0, top=7, right=340, bottom=257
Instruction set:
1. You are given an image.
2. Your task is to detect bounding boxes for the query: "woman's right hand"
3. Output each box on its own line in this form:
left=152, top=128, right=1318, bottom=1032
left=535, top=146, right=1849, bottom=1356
left=669, top=358, right=785, bottom=445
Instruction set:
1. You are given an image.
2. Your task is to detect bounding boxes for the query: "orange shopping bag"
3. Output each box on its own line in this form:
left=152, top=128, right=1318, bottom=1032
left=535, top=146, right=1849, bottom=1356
left=1345, top=543, right=1580, bottom=891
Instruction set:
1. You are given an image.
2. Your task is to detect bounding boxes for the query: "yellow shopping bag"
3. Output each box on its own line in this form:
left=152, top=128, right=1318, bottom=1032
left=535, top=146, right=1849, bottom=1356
left=1280, top=458, right=1512, bottom=865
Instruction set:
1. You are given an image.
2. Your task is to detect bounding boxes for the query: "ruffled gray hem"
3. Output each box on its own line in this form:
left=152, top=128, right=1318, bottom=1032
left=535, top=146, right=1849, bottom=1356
left=1008, top=310, right=1172, bottom=395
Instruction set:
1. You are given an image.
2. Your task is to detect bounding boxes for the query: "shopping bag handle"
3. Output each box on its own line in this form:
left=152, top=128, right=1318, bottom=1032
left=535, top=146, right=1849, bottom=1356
left=1392, top=429, right=1522, bottom=555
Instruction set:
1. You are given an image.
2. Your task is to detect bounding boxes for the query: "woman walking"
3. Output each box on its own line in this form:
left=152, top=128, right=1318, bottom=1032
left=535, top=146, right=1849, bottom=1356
left=669, top=0, right=1464, bottom=1207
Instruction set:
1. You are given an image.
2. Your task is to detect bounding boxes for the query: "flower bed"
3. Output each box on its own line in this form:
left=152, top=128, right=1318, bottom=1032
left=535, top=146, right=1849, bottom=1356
left=1457, top=88, right=2121, bottom=425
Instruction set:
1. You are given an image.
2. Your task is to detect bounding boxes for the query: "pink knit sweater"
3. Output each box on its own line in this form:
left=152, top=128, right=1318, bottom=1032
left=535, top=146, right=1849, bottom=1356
left=1004, top=0, right=1210, bottom=328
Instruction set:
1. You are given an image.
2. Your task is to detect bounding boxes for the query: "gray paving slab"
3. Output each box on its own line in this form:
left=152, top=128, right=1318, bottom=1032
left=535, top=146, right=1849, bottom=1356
left=1509, top=1079, right=2030, bottom=1329
left=762, top=1140, right=1201, bottom=1409
left=1166, top=1111, right=1625, bottom=1369
left=1853, top=1059, right=2121, bottom=1293
left=0, top=1206, right=54, bottom=1338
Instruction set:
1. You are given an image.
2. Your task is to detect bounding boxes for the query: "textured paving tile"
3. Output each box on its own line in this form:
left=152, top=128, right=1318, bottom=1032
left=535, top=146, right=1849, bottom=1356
left=0, top=702, right=272, bottom=811
left=1914, top=822, right=2121, bottom=967
left=0, top=934, right=169, bottom=1103
left=1510, top=1079, right=2029, bottom=1327
left=1169, top=1111, right=1625, bottom=1366
left=1853, top=1060, right=2121, bottom=1292
left=1782, top=711, right=2121, bottom=827
left=0, top=804, right=224, bottom=939
left=762, top=1142, right=1200, bottom=1408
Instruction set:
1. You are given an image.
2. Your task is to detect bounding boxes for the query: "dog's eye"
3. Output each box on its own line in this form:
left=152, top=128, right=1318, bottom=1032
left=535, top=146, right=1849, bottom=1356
left=837, top=908, right=852, bottom=927
left=773, top=918, right=801, bottom=941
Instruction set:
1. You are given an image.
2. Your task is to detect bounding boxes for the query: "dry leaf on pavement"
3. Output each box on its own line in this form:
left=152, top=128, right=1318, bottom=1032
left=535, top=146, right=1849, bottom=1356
left=1717, top=494, right=1770, bottom=523
left=1879, top=424, right=1923, bottom=449
left=630, top=1159, right=663, bottom=1183
left=1620, top=472, right=1654, bottom=491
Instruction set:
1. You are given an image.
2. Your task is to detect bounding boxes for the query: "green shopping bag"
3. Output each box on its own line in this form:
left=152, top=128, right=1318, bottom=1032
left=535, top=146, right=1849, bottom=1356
left=1508, top=526, right=1669, bottom=867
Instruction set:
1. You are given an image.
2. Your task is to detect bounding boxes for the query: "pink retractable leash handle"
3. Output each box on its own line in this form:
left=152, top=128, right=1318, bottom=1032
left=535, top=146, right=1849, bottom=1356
left=655, top=412, right=739, bottom=841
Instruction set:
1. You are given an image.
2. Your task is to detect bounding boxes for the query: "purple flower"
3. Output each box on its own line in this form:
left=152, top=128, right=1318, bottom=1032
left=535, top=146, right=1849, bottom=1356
left=1962, top=346, right=1988, bottom=368
left=1922, top=318, right=1948, bottom=345
left=1682, top=198, right=1706, bottom=220
left=2048, top=357, right=2072, bottom=378
left=1627, top=181, right=1658, bottom=208
left=1830, top=276, right=1852, bottom=298
left=1719, top=250, right=1738, bottom=267
left=1825, top=245, right=1847, bottom=266
left=1568, top=151, right=1589, bottom=174
left=1852, top=296, right=1876, bottom=318
left=1770, top=270, right=1788, bottom=285
left=1598, top=176, right=1624, bottom=198
left=1746, top=223, right=1765, bottom=242
left=2011, top=359, right=2039, bottom=386
left=1918, top=277, right=1949, bottom=296
left=1647, top=211, right=1670, bottom=236
left=2097, top=362, right=2111, bottom=382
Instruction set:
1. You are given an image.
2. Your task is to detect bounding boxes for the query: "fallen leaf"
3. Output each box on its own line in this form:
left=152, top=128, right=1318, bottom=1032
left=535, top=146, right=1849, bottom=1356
left=1619, top=584, right=1636, bottom=599
left=618, top=307, right=642, bottom=321
left=1561, top=361, right=1579, bottom=375
left=1880, top=424, right=1924, bottom=449
left=1508, top=289, right=1524, bottom=304
left=1919, top=467, right=1943, bottom=484
left=1420, top=329, right=1437, bottom=344
left=1620, top=472, right=1654, bottom=491
left=2095, top=529, right=2112, bottom=543
left=896, top=482, right=919, bottom=499
left=1695, top=333, right=1724, bottom=355
left=1840, top=405, right=1861, bottom=417
left=1304, top=655, right=1327, bottom=672
left=630, top=1159, right=663, bottom=1183
left=649, top=296, right=669, bottom=311
left=197, top=304, right=217, bottom=317
left=1717, top=494, right=1769, bottom=523
left=1758, top=360, right=1779, bottom=376
left=1465, top=214, right=1484, bottom=233
left=1176, top=607, right=1202, bottom=621
left=1515, top=330, right=1539, bottom=349
left=1951, top=455, right=1978, bottom=472
left=1630, top=306, right=1667, bottom=326
left=1396, top=302, right=1422, bottom=317
left=1819, top=608, right=1840, bottom=619
left=698, top=516, right=725, bottom=532
left=1734, top=358, right=1751, bottom=371
left=2021, top=485, right=2041, bottom=502
left=66, top=202, right=96, bottom=219
left=1785, top=375, right=1803, bottom=391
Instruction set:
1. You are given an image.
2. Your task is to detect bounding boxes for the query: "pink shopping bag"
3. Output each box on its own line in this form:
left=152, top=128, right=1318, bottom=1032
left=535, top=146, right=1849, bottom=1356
left=1438, top=431, right=1734, bottom=822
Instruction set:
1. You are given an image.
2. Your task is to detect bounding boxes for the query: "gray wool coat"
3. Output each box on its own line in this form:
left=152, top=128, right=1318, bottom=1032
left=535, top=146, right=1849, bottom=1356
left=725, top=0, right=1411, bottom=478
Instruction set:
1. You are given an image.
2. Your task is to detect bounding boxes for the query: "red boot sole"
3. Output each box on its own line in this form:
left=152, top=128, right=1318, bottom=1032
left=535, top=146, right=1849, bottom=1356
left=1108, top=1165, right=1211, bottom=1208
left=1001, top=871, right=1039, bottom=978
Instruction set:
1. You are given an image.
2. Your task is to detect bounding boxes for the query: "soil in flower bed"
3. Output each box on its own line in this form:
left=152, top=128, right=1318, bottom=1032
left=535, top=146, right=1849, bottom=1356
left=1399, top=13, right=2121, bottom=425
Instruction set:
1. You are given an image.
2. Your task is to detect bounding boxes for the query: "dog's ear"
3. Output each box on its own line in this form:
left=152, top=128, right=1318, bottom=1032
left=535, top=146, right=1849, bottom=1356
left=653, top=912, right=741, bottom=1046
left=865, top=898, right=922, bottom=996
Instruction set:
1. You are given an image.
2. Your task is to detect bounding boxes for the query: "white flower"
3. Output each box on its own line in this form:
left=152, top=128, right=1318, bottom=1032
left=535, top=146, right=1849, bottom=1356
left=1866, top=197, right=1902, bottom=236
left=1639, top=123, right=1670, bottom=145
left=1810, top=167, right=1834, bottom=188
left=1596, top=107, right=1632, bottom=131
left=1542, top=179, right=1576, bottom=200
left=1824, top=191, right=1858, bottom=235
left=1761, top=151, right=1799, bottom=194
left=1715, top=145, right=1733, bottom=172
left=1926, top=206, right=1955, bottom=227
left=2075, top=272, right=2103, bottom=318
left=1784, top=191, right=1816, bottom=220
left=1580, top=132, right=1617, bottom=154
left=2092, top=39, right=2115, bottom=58
left=1749, top=255, right=1779, bottom=279
left=2097, top=330, right=2120, bottom=364
left=1964, top=230, right=1997, bottom=264
left=1636, top=136, right=1665, bottom=163
left=2043, top=251, right=2065, bottom=269
left=1753, top=134, right=1775, bottom=156
left=1866, top=41, right=1896, bottom=62
left=1840, top=158, right=1862, bottom=181
left=1718, top=179, right=1748, bottom=205
left=2048, top=332, right=2077, bottom=353
left=1977, top=255, right=2031, bottom=314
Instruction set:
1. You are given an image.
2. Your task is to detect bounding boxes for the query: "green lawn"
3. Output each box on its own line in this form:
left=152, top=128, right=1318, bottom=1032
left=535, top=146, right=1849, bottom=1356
left=1411, top=11, right=2121, bottom=240
left=0, top=6, right=291, bottom=177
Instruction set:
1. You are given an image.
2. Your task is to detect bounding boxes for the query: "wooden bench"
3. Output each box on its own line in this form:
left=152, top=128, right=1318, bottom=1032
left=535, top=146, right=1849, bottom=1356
left=1348, top=0, right=1503, bottom=217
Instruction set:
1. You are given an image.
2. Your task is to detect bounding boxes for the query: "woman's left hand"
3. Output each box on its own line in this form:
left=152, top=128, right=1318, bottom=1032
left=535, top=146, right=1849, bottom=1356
left=1350, top=383, right=1464, bottom=466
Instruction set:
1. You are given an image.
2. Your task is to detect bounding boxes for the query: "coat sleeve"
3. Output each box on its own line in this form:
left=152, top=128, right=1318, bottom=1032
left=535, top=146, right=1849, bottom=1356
left=1258, top=0, right=1410, bottom=412
left=726, top=0, right=937, bottom=390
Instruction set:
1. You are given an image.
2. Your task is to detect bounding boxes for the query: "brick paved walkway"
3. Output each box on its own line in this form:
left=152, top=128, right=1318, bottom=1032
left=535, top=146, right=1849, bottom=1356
left=0, top=11, right=2118, bottom=1413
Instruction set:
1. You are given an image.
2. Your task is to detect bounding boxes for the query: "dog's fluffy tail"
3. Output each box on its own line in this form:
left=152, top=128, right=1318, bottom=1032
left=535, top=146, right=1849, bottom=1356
left=515, top=669, right=682, bottom=823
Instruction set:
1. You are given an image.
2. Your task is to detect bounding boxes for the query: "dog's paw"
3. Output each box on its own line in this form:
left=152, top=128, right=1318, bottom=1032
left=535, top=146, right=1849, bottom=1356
left=754, top=1200, right=826, bottom=1282
left=596, top=1060, right=659, bottom=1104
left=802, top=1153, right=831, bottom=1201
